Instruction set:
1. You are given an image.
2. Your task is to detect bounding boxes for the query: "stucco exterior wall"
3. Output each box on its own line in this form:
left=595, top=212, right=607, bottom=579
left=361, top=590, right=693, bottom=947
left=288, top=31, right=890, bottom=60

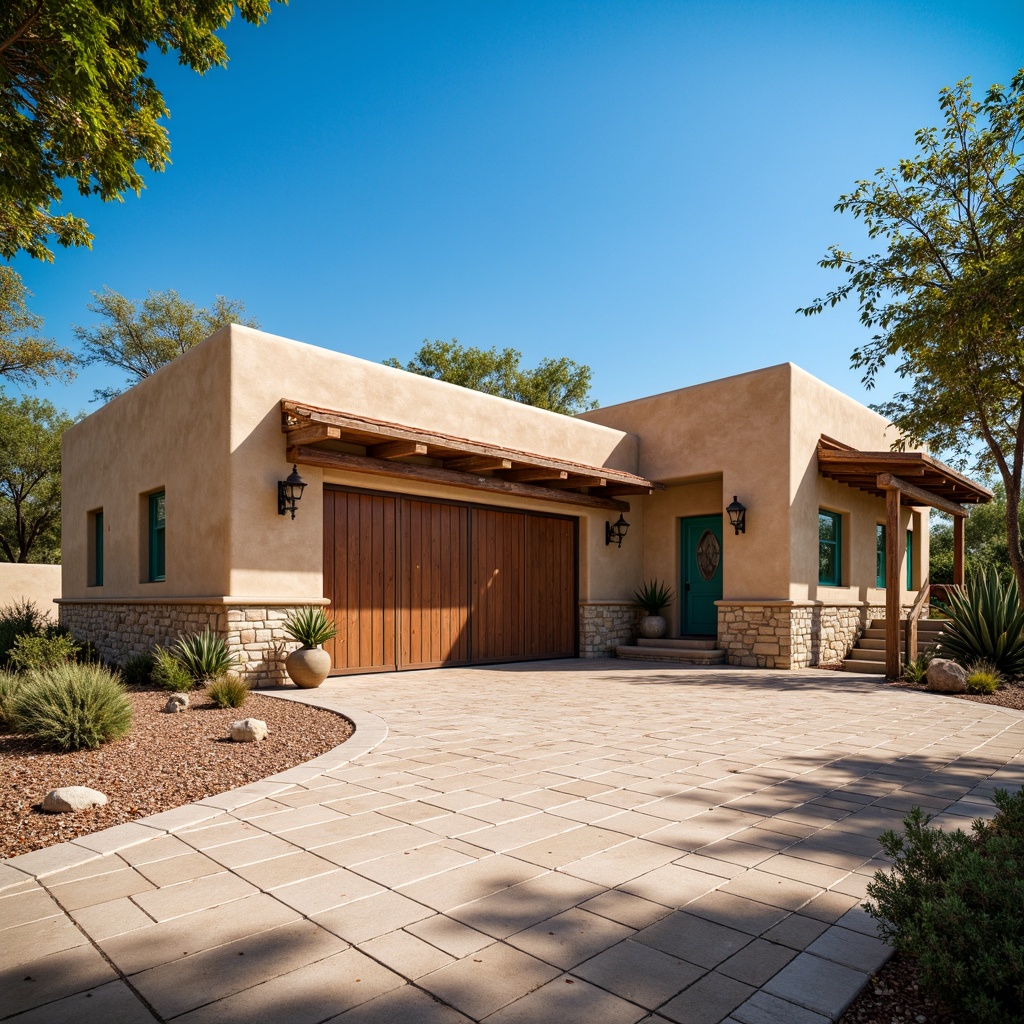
left=0, top=563, right=61, bottom=618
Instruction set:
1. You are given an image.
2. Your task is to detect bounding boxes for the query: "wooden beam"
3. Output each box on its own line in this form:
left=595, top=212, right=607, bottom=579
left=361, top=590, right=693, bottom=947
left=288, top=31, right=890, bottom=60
left=604, top=484, right=656, bottom=496
left=545, top=476, right=608, bottom=489
left=500, top=468, right=569, bottom=483
left=876, top=473, right=969, bottom=518
left=443, top=456, right=513, bottom=472
left=822, top=460, right=927, bottom=477
left=369, top=440, right=428, bottom=460
left=285, top=424, right=341, bottom=446
left=953, top=516, right=965, bottom=586
left=886, top=487, right=902, bottom=680
left=288, top=445, right=630, bottom=511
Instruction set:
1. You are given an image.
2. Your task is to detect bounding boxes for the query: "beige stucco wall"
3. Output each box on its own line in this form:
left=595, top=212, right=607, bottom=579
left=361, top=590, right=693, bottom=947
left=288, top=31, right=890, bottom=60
left=0, top=563, right=61, bottom=617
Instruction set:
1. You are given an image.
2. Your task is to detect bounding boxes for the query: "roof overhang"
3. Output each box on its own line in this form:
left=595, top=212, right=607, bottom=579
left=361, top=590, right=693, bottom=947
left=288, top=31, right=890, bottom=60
left=281, top=400, right=661, bottom=512
left=817, top=435, right=993, bottom=517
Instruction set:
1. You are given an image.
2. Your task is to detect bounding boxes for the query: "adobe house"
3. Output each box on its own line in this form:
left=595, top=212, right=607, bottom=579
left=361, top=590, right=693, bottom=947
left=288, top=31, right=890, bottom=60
left=58, top=325, right=990, bottom=683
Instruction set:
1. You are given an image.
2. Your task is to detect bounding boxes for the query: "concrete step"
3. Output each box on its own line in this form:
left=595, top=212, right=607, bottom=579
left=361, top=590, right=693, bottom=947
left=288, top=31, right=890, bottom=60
left=616, top=645, right=726, bottom=665
left=842, top=658, right=888, bottom=675
left=637, top=637, right=718, bottom=650
left=849, top=648, right=887, bottom=662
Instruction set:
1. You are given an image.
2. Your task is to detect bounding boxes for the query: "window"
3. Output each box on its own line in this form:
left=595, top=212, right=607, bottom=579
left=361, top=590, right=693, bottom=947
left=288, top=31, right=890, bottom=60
left=818, top=510, right=842, bottom=586
left=906, top=529, right=913, bottom=590
left=89, top=510, right=103, bottom=587
left=148, top=491, right=165, bottom=582
left=876, top=524, right=885, bottom=588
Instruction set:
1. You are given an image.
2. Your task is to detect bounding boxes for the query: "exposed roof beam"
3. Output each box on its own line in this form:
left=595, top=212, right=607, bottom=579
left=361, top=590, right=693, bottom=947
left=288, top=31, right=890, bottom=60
left=876, top=473, right=969, bottom=518
left=286, top=424, right=341, bottom=446
left=500, top=468, right=569, bottom=483
left=443, top=456, right=513, bottom=472
left=369, top=440, right=428, bottom=460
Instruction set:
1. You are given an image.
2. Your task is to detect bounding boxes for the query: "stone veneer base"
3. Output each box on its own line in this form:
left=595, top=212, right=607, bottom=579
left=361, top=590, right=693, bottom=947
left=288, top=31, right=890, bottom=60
left=579, top=601, right=640, bottom=657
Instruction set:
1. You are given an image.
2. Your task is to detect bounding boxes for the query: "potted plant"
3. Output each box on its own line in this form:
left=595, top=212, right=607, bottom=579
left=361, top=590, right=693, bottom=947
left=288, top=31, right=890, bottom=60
left=283, top=607, right=338, bottom=688
left=633, top=579, right=675, bottom=639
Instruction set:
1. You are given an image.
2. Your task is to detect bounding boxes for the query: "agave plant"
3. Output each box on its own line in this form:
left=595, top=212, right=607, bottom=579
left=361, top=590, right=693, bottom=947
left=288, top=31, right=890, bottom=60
left=633, top=579, right=676, bottom=615
left=173, top=629, right=239, bottom=682
left=284, top=607, right=338, bottom=647
left=934, top=569, right=1024, bottom=677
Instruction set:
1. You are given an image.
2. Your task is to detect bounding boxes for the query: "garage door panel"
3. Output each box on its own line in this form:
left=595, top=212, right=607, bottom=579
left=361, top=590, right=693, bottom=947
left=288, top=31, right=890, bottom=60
left=526, top=515, right=576, bottom=657
left=472, top=508, right=527, bottom=663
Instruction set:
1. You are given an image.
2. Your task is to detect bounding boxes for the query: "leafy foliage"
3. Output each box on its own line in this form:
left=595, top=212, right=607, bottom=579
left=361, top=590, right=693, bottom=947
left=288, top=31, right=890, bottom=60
left=172, top=629, right=238, bottom=682
left=384, top=339, right=598, bottom=415
left=935, top=568, right=1024, bottom=676
left=931, top=482, right=1019, bottom=584
left=633, top=579, right=676, bottom=615
left=865, top=788, right=1024, bottom=1024
left=902, top=650, right=933, bottom=683
left=0, top=669, right=23, bottom=730
left=0, top=1, right=284, bottom=262
left=799, top=70, right=1024, bottom=596
left=75, top=289, right=259, bottom=401
left=0, top=268, right=75, bottom=386
left=207, top=675, right=249, bottom=708
left=119, top=653, right=155, bottom=687
left=0, top=597, right=46, bottom=665
left=7, top=630, right=80, bottom=671
left=284, top=607, right=338, bottom=647
left=151, top=647, right=195, bottom=692
left=11, top=663, right=133, bottom=751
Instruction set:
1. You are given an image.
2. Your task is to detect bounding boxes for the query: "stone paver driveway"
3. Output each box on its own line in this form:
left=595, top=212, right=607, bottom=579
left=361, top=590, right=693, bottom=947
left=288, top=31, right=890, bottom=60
left=3, top=661, right=1024, bottom=1024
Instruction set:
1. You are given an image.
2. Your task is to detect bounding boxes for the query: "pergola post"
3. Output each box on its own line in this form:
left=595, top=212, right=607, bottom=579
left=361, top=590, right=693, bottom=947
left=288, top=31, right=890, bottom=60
left=953, top=516, right=965, bottom=586
left=885, top=487, right=902, bottom=680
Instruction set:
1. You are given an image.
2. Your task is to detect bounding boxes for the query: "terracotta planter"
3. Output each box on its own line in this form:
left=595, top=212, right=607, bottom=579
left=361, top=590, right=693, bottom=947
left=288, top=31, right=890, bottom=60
left=285, top=645, right=332, bottom=688
left=639, top=614, right=667, bottom=639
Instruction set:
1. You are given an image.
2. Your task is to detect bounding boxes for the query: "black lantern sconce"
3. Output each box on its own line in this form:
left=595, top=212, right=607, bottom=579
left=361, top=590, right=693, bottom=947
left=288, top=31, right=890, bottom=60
left=726, top=496, right=746, bottom=535
left=278, top=465, right=307, bottom=519
left=605, top=514, right=630, bottom=547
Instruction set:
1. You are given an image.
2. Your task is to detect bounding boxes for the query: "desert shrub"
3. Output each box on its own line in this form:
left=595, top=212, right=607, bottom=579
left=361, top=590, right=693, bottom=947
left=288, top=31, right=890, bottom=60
left=173, top=629, right=238, bottom=682
left=207, top=675, right=249, bottom=708
left=865, top=788, right=1024, bottom=1024
left=633, top=579, right=675, bottom=615
left=0, top=599, right=47, bottom=666
left=965, top=661, right=1002, bottom=694
left=902, top=651, right=933, bottom=683
left=0, top=670, right=23, bottom=730
left=7, top=630, right=80, bottom=672
left=120, top=652, right=155, bottom=686
left=283, top=607, right=338, bottom=647
left=935, top=568, right=1024, bottom=676
left=11, top=663, right=133, bottom=751
left=151, top=647, right=195, bottom=692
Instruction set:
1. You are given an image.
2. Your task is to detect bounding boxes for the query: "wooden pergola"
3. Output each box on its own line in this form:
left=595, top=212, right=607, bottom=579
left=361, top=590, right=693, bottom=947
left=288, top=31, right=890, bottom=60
left=817, top=436, right=993, bottom=677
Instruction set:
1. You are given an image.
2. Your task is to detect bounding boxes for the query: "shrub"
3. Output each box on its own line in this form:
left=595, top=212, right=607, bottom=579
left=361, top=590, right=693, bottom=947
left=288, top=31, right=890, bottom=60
left=0, top=599, right=46, bottom=666
left=935, top=569, right=1024, bottom=676
left=965, top=661, right=1002, bottom=694
left=11, top=663, right=133, bottom=751
left=902, top=651, right=933, bottom=683
left=284, top=607, right=338, bottom=647
left=865, top=788, right=1024, bottom=1024
left=151, top=647, right=195, bottom=692
left=0, top=670, right=23, bottom=730
left=120, top=652, right=155, bottom=686
left=207, top=675, right=249, bottom=708
left=173, top=629, right=238, bottom=682
left=633, top=579, right=676, bottom=616
left=7, top=630, right=80, bottom=672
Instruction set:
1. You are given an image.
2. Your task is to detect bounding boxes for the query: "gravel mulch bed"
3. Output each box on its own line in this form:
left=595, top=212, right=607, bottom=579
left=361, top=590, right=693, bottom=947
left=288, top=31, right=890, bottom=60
left=1, top=686, right=352, bottom=860
left=838, top=953, right=957, bottom=1024
left=890, top=677, right=1024, bottom=711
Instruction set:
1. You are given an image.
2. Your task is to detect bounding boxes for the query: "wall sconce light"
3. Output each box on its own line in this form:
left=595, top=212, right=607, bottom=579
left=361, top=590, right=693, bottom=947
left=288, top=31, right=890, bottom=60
left=278, top=465, right=307, bottom=519
left=726, top=496, right=746, bottom=535
left=605, top=514, right=630, bottom=547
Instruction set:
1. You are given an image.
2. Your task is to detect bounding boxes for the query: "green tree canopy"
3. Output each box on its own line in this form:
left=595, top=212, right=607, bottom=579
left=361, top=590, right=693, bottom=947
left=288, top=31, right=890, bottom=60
left=384, top=339, right=599, bottom=415
left=0, top=266, right=74, bottom=386
left=0, top=394, right=76, bottom=563
left=0, top=1, right=283, bottom=262
left=75, top=287, right=259, bottom=400
left=800, top=70, right=1024, bottom=593
left=931, top=482, right=1020, bottom=583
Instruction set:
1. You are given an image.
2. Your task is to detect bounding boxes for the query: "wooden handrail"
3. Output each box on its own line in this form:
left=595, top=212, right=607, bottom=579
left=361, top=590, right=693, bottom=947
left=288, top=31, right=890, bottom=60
left=904, top=577, right=930, bottom=666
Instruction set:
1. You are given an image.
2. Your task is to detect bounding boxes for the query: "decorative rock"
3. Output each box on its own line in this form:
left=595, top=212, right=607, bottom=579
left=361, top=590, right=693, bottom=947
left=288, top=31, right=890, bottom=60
left=230, top=718, right=268, bottom=742
left=925, top=657, right=968, bottom=693
left=164, top=693, right=189, bottom=713
left=42, top=786, right=108, bottom=813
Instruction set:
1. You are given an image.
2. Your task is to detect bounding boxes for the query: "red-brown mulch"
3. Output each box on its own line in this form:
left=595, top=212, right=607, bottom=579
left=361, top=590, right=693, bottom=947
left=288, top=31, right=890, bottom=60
left=1, top=686, right=352, bottom=860
left=890, top=677, right=1024, bottom=711
left=838, top=953, right=958, bottom=1024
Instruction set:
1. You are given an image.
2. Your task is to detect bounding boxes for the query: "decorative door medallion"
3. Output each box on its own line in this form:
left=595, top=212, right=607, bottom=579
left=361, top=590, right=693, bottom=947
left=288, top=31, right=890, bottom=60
left=696, top=529, right=721, bottom=581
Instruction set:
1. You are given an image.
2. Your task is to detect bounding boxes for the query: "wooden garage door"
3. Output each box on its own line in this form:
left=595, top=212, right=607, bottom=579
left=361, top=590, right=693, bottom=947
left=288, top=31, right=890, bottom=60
left=323, top=487, right=576, bottom=673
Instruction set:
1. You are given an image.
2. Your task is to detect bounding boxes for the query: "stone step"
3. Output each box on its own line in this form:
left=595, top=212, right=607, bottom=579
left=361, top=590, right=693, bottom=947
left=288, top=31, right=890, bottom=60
left=848, top=648, right=887, bottom=662
left=842, top=658, right=888, bottom=675
left=616, top=645, right=726, bottom=665
left=637, top=637, right=718, bottom=650
left=856, top=637, right=942, bottom=652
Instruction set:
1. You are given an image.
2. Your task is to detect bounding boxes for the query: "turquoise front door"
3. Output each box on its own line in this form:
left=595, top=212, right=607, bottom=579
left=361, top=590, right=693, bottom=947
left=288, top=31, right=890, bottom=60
left=681, top=515, right=723, bottom=635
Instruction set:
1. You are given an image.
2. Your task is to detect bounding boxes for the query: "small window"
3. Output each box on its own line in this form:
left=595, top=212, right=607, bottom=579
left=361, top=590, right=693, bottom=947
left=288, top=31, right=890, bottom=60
left=148, top=491, right=166, bottom=582
left=906, top=529, right=913, bottom=590
left=818, top=510, right=842, bottom=586
left=876, top=524, right=886, bottom=588
left=89, top=510, right=104, bottom=587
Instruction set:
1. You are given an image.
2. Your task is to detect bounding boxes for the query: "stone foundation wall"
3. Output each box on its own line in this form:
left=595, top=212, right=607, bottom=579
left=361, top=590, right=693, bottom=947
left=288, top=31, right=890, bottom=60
left=579, top=601, right=639, bottom=657
left=58, top=602, right=309, bottom=686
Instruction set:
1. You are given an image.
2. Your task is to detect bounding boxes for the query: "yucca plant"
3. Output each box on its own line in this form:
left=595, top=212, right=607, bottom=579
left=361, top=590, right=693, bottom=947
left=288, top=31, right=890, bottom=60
left=934, top=569, right=1024, bottom=677
left=633, top=579, right=675, bottom=615
left=173, top=629, right=238, bottom=682
left=284, top=607, right=338, bottom=647
left=902, top=650, right=933, bottom=683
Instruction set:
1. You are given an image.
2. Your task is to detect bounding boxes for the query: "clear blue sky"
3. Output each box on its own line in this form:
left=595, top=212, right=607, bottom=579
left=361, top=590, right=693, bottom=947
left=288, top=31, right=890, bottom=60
left=10, top=0, right=1024, bottom=415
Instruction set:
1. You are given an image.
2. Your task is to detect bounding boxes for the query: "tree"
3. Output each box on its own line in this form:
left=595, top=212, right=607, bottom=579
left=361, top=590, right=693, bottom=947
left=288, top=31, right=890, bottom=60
left=74, top=288, right=259, bottom=400
left=931, top=482, right=1019, bottom=583
left=0, top=266, right=74, bottom=385
left=0, top=395, right=76, bottom=563
left=0, top=1, right=283, bottom=262
left=799, top=70, right=1024, bottom=594
left=384, top=339, right=599, bottom=415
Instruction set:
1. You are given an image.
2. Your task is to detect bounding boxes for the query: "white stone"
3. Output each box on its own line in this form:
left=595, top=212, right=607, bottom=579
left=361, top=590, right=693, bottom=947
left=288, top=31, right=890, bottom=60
left=164, top=693, right=189, bottom=713
left=925, top=658, right=968, bottom=694
left=42, top=786, right=109, bottom=813
left=231, top=718, right=269, bottom=742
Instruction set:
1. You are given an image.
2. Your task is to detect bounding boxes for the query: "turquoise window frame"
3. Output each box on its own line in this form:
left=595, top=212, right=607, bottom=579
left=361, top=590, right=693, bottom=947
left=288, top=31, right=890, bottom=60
left=906, top=529, right=913, bottom=590
left=148, top=491, right=165, bottom=582
left=93, top=510, right=103, bottom=587
left=876, top=523, right=885, bottom=588
left=818, top=509, right=842, bottom=587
